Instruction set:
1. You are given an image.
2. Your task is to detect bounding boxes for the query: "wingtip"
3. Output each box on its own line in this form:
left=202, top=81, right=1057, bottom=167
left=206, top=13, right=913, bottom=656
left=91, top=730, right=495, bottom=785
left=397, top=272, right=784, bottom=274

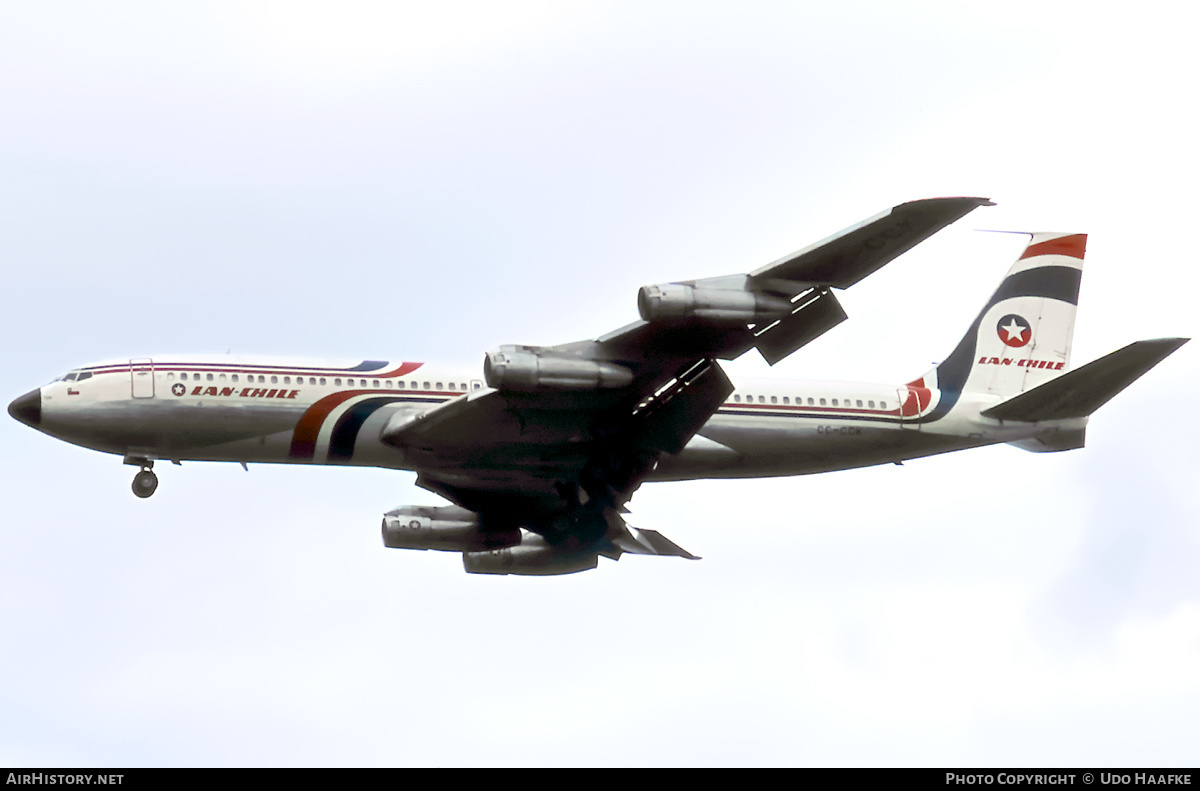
left=903, top=196, right=994, bottom=207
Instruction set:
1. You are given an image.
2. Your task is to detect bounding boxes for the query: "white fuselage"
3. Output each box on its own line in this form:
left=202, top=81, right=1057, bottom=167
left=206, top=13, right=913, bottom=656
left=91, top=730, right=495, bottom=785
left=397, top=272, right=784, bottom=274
left=30, top=356, right=1082, bottom=480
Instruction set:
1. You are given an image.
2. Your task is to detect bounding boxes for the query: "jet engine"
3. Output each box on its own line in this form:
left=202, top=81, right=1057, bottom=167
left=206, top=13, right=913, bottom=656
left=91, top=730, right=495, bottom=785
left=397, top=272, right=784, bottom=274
left=483, top=346, right=633, bottom=393
left=462, top=531, right=600, bottom=576
left=637, top=279, right=793, bottom=324
left=381, top=505, right=520, bottom=552
left=383, top=506, right=698, bottom=575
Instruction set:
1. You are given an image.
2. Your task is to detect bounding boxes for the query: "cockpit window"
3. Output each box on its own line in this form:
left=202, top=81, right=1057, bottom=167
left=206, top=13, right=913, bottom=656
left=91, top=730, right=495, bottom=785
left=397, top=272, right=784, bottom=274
left=50, top=370, right=93, bottom=384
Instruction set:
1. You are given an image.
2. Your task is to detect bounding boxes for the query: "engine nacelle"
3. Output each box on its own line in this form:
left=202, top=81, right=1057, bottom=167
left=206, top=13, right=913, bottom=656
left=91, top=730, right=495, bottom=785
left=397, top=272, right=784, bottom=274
left=463, top=531, right=600, bottom=576
left=637, top=282, right=793, bottom=323
left=382, top=505, right=520, bottom=552
left=483, top=346, right=633, bottom=393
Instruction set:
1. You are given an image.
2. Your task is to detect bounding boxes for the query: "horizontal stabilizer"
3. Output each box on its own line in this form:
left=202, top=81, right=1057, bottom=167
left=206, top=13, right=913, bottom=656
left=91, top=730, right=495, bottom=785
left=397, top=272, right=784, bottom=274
left=981, top=338, right=1188, bottom=422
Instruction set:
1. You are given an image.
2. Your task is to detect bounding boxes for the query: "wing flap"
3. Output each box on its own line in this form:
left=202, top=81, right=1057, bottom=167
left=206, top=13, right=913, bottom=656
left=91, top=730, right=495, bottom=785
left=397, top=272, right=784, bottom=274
left=753, top=287, right=848, bottom=365
left=981, top=338, right=1188, bottom=422
left=631, top=359, right=735, bottom=456
left=608, top=526, right=700, bottom=559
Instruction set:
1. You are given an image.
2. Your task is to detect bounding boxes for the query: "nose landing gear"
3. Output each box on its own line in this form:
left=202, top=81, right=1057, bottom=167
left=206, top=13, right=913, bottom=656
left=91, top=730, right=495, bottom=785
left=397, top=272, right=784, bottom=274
left=124, top=455, right=159, bottom=498
left=132, top=468, right=158, bottom=498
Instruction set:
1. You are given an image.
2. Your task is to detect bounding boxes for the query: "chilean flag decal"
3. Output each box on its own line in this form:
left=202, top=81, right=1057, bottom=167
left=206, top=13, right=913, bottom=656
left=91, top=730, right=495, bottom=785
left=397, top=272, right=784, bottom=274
left=996, top=314, right=1032, bottom=348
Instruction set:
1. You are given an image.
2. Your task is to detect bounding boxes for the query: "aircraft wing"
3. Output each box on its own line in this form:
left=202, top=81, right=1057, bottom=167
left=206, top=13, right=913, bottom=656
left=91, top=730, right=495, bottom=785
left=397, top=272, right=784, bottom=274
left=383, top=357, right=734, bottom=527
left=383, top=197, right=990, bottom=539
left=748, top=196, right=994, bottom=288
left=598, top=196, right=994, bottom=365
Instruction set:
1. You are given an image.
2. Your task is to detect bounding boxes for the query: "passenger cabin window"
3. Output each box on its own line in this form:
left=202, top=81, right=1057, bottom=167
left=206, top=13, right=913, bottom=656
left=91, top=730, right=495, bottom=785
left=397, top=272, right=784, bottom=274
left=207, top=374, right=214, bottom=382
left=770, top=396, right=777, bottom=404
left=733, top=395, right=741, bottom=403
left=335, top=378, right=342, bottom=386
left=819, top=398, right=826, bottom=406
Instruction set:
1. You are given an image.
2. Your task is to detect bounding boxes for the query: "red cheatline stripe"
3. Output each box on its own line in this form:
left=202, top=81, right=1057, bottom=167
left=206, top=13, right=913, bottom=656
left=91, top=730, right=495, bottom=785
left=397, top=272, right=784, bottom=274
left=375, top=362, right=424, bottom=378
left=289, top=386, right=457, bottom=459
left=289, top=391, right=374, bottom=460
left=720, top=396, right=903, bottom=416
left=1019, top=234, right=1088, bottom=260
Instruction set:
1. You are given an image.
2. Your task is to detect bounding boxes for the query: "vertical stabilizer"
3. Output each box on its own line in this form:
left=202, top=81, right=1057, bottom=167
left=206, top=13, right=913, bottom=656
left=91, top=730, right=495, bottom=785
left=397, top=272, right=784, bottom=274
left=907, top=233, right=1086, bottom=420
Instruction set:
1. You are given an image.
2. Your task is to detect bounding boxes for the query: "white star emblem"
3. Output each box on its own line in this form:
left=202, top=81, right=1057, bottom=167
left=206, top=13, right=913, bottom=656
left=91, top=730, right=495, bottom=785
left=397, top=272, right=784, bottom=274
left=1001, top=318, right=1027, bottom=341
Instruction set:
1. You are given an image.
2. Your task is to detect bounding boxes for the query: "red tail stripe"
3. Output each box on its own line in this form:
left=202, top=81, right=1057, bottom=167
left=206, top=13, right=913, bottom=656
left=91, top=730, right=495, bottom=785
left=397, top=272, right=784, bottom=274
left=1018, top=234, right=1087, bottom=261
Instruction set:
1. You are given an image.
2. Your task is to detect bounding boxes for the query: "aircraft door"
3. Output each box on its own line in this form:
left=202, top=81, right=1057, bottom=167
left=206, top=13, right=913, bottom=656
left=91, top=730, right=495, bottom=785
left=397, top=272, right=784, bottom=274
left=131, top=359, right=155, bottom=398
left=897, top=387, right=919, bottom=430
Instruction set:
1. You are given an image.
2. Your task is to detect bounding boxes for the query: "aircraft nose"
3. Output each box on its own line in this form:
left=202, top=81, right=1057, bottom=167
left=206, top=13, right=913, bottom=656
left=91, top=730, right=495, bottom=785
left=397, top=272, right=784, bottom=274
left=8, top=389, right=42, bottom=427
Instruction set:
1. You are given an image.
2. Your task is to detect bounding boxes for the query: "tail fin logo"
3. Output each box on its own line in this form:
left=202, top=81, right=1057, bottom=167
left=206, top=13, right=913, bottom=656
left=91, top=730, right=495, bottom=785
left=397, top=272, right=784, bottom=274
left=997, top=314, right=1032, bottom=348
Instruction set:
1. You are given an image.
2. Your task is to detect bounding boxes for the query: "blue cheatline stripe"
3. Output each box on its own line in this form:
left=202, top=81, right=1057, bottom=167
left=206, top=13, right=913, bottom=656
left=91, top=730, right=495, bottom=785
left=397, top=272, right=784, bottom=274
left=345, top=360, right=390, bottom=372
left=79, top=360, right=395, bottom=374
left=717, top=409, right=901, bottom=425
left=328, top=397, right=407, bottom=462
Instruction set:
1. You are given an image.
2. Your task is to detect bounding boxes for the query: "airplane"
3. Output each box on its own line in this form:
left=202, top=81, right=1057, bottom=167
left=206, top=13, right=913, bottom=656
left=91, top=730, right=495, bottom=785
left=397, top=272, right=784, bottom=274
left=7, top=197, right=1187, bottom=576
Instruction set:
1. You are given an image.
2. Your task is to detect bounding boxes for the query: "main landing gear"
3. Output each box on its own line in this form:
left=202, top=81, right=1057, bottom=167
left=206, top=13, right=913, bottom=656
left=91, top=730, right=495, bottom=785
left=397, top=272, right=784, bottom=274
left=128, top=460, right=158, bottom=499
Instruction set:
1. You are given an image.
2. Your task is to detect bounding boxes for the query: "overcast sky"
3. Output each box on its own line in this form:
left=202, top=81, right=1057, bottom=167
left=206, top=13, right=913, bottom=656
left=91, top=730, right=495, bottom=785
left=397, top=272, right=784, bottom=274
left=2, top=1, right=1197, bottom=767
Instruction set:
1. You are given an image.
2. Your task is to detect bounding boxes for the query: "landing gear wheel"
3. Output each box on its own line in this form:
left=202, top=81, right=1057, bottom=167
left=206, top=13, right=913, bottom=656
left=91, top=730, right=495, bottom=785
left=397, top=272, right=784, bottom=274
left=132, top=469, right=158, bottom=499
